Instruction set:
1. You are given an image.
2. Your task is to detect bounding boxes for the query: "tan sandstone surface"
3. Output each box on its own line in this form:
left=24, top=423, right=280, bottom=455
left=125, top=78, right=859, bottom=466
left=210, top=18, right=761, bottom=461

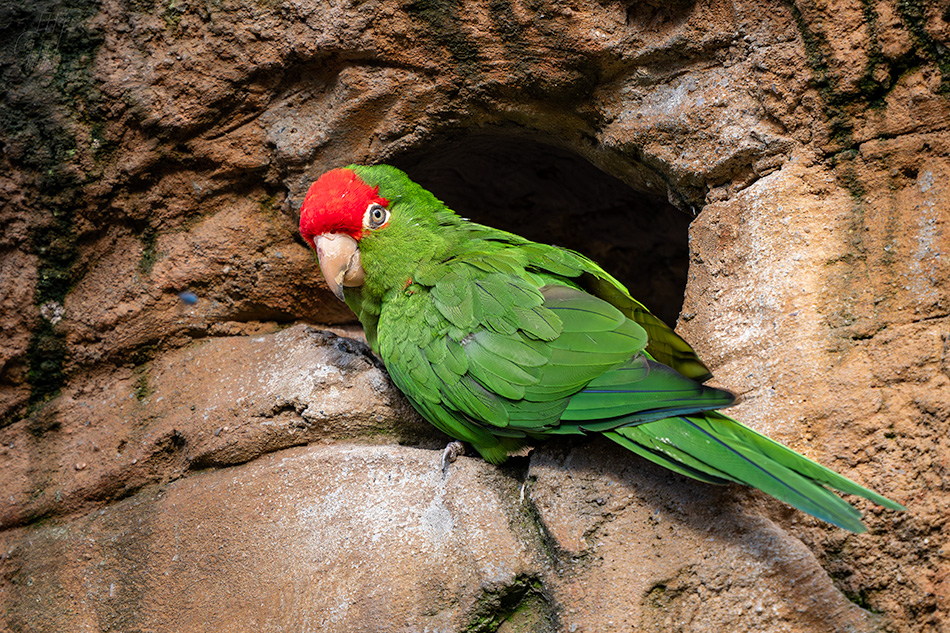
left=1, top=0, right=948, bottom=631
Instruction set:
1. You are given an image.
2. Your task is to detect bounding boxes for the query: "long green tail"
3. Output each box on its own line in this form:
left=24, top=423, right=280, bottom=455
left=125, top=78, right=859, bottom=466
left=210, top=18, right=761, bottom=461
left=604, top=412, right=905, bottom=532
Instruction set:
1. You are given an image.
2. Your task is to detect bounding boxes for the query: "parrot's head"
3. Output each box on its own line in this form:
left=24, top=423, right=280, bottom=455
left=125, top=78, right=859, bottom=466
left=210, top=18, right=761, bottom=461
left=299, top=165, right=453, bottom=301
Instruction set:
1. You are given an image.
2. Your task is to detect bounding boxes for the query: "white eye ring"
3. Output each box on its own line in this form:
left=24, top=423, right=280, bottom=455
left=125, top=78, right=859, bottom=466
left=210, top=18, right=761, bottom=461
left=365, top=203, right=389, bottom=229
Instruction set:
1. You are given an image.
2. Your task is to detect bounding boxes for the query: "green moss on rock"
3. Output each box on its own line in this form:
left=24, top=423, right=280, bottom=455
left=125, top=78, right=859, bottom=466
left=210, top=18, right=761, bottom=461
left=464, top=574, right=558, bottom=633
left=1, top=0, right=105, bottom=405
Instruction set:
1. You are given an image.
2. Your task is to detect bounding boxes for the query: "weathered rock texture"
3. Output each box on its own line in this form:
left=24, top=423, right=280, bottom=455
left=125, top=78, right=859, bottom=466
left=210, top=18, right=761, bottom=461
left=1, top=0, right=948, bottom=631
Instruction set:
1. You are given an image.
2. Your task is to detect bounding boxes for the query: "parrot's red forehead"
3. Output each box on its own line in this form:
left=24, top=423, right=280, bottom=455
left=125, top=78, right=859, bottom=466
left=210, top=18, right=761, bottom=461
left=299, top=168, right=389, bottom=246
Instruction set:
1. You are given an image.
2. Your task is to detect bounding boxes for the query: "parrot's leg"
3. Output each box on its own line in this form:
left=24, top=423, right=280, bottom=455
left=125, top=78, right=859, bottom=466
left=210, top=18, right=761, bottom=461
left=440, top=441, right=466, bottom=473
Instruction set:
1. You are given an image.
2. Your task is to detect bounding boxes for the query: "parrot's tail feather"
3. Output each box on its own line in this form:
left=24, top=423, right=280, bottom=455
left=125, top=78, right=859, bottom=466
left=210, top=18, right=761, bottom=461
left=603, top=427, right=734, bottom=485
left=605, top=412, right=904, bottom=533
left=673, top=415, right=868, bottom=532
left=688, top=413, right=905, bottom=510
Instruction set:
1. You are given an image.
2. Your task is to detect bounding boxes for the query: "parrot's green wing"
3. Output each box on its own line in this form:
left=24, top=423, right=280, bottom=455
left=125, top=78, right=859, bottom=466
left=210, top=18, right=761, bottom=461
left=376, top=246, right=737, bottom=464
left=578, top=267, right=713, bottom=381
left=458, top=225, right=712, bottom=381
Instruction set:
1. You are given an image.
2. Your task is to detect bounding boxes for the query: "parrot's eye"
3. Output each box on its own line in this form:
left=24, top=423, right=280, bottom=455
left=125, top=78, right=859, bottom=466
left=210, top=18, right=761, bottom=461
left=365, top=203, right=389, bottom=229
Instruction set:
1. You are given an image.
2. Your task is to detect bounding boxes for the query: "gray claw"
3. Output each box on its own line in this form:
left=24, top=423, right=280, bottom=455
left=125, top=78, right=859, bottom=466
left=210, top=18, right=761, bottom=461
left=440, top=441, right=466, bottom=474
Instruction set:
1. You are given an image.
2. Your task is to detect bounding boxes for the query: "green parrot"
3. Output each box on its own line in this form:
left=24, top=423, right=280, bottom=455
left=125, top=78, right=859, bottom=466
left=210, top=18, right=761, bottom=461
left=299, top=164, right=903, bottom=532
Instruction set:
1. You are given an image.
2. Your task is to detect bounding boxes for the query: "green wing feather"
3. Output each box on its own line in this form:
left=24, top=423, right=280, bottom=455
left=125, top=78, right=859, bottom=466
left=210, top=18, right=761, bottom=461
left=505, top=239, right=713, bottom=381
left=560, top=356, right=735, bottom=423
left=378, top=255, right=730, bottom=452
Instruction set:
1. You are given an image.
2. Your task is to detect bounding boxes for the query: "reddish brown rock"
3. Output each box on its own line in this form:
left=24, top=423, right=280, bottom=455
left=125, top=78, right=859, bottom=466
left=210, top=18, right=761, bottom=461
left=1, top=0, right=948, bottom=630
left=529, top=439, right=883, bottom=633
left=0, top=325, right=431, bottom=530
left=0, top=444, right=548, bottom=632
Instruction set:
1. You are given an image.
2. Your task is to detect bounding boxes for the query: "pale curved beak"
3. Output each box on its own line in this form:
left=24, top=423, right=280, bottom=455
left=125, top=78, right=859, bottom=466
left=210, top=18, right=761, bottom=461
left=315, top=233, right=365, bottom=301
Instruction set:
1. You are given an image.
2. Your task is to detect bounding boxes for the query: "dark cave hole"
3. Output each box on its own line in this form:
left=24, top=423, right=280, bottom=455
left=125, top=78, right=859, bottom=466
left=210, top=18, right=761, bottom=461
left=390, top=135, right=693, bottom=327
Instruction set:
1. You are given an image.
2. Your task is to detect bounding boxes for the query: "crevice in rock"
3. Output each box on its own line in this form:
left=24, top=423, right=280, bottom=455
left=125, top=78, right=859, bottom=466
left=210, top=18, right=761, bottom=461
left=390, top=133, right=693, bottom=326
left=463, top=573, right=560, bottom=633
left=519, top=475, right=578, bottom=567
left=492, top=447, right=587, bottom=574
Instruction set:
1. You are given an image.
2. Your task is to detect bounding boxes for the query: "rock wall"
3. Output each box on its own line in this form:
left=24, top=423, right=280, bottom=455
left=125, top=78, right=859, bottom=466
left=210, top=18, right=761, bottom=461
left=1, top=0, right=948, bottom=631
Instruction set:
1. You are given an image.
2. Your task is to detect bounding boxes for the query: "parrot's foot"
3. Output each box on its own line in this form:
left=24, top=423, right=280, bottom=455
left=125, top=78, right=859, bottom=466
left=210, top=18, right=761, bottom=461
left=440, top=441, right=466, bottom=474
